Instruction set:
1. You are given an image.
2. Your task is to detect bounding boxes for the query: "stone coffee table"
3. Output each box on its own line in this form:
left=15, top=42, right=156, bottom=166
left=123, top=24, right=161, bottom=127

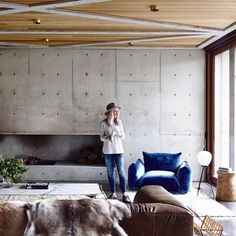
left=0, top=183, right=106, bottom=201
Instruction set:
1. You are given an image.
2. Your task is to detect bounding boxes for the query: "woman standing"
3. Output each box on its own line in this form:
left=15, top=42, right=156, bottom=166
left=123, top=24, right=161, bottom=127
left=100, top=102, right=130, bottom=203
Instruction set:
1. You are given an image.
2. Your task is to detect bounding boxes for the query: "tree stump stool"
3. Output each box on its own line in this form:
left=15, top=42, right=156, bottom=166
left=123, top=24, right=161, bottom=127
left=216, top=171, right=236, bottom=201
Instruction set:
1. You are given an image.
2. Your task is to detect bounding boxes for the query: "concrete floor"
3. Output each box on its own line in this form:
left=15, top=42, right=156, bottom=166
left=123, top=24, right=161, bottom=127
left=192, top=181, right=236, bottom=236
left=101, top=181, right=236, bottom=212
left=192, top=181, right=236, bottom=214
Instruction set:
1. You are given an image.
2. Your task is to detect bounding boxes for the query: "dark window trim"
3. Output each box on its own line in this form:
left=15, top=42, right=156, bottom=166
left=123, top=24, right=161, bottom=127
left=205, top=29, right=236, bottom=185
left=205, top=30, right=236, bottom=55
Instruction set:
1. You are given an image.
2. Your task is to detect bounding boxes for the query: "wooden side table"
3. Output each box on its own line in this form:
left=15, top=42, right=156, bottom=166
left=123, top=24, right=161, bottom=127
left=216, top=171, right=236, bottom=201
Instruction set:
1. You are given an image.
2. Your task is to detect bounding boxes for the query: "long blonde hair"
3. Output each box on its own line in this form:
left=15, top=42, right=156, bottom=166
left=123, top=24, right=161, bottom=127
left=106, top=109, right=119, bottom=126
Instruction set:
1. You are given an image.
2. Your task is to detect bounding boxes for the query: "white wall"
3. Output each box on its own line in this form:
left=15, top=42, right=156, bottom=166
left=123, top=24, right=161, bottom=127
left=0, top=48, right=205, bottom=180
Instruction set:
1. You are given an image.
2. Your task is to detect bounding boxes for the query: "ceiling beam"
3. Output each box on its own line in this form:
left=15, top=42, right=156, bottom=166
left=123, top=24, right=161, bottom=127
left=0, top=41, right=48, bottom=47
left=71, top=46, right=199, bottom=50
left=197, top=23, right=236, bottom=49
left=38, top=9, right=222, bottom=34
left=54, top=34, right=206, bottom=47
left=0, top=0, right=110, bottom=15
left=30, top=0, right=111, bottom=8
left=0, top=45, right=199, bottom=49
left=0, top=29, right=212, bottom=35
left=0, top=1, right=25, bottom=8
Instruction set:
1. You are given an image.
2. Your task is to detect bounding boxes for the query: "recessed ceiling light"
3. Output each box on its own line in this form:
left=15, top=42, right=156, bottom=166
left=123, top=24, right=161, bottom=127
left=150, top=5, right=159, bottom=12
left=128, top=42, right=134, bottom=46
left=44, top=38, right=49, bottom=43
left=33, top=19, right=41, bottom=24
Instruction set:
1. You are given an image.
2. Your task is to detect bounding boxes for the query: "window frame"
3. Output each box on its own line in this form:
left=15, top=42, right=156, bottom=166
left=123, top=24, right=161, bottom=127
left=205, top=30, right=236, bottom=185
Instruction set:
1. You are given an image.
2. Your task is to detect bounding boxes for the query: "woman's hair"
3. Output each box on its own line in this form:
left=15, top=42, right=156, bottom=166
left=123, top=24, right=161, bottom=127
left=105, top=109, right=119, bottom=126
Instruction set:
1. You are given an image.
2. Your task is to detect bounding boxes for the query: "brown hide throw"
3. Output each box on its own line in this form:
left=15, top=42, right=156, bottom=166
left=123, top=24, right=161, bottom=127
left=24, top=198, right=131, bottom=236
left=0, top=201, right=28, bottom=236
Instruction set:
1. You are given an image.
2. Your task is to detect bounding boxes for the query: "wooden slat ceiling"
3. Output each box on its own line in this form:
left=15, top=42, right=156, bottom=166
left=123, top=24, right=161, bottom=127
left=0, top=0, right=235, bottom=48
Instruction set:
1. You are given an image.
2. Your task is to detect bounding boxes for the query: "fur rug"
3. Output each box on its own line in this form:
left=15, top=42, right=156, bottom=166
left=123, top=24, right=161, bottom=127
left=0, top=198, right=131, bottom=236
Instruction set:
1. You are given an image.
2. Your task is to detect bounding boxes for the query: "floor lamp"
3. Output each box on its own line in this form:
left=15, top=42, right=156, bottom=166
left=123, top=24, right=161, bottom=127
left=197, top=151, right=215, bottom=198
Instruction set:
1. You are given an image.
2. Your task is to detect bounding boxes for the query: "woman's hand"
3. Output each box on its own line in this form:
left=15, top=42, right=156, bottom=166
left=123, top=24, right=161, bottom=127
left=108, top=135, right=113, bottom=142
left=108, top=132, right=113, bottom=142
left=112, top=130, right=121, bottom=138
left=107, top=130, right=121, bottom=141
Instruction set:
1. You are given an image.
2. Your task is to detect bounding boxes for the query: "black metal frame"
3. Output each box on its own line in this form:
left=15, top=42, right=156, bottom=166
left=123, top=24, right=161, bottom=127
left=197, top=166, right=215, bottom=198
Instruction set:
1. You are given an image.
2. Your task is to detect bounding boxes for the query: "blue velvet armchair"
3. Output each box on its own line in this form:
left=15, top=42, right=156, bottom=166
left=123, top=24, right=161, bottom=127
left=128, top=152, right=192, bottom=193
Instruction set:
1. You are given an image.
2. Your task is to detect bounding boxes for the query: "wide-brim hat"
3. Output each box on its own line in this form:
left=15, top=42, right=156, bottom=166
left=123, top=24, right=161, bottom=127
left=105, top=102, right=121, bottom=115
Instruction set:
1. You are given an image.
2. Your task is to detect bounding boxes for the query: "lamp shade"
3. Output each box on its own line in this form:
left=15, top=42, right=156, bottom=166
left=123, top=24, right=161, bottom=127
left=197, top=151, right=212, bottom=166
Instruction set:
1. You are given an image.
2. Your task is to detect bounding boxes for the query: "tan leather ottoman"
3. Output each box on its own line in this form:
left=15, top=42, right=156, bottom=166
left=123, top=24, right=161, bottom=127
left=121, top=185, right=194, bottom=236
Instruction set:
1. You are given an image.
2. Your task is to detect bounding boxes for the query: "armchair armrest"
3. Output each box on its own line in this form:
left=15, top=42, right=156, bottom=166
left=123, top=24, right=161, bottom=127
left=176, top=161, right=192, bottom=193
left=128, top=159, right=145, bottom=190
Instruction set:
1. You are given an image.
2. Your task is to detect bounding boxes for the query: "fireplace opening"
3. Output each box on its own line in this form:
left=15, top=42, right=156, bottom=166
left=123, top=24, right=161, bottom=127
left=0, top=135, right=105, bottom=166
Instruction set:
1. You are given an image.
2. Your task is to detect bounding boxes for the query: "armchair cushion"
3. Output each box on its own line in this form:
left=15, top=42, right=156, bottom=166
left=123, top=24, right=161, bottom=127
left=139, top=171, right=180, bottom=192
left=143, top=152, right=182, bottom=172
left=128, top=159, right=145, bottom=190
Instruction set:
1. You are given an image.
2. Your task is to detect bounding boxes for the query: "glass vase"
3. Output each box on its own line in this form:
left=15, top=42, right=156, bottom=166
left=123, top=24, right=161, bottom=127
left=2, top=177, right=13, bottom=188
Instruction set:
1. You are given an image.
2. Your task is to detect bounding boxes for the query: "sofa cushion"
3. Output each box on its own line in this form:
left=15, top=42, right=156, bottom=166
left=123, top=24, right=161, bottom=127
left=139, top=171, right=180, bottom=192
left=143, top=152, right=181, bottom=172
left=133, top=185, right=185, bottom=207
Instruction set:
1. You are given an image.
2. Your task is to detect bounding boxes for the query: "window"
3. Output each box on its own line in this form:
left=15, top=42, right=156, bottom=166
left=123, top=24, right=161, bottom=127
left=205, top=30, right=236, bottom=183
left=214, top=50, right=230, bottom=176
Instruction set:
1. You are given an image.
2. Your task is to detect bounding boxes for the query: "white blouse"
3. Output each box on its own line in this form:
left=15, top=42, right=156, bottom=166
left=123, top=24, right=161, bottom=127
left=100, top=120, right=125, bottom=154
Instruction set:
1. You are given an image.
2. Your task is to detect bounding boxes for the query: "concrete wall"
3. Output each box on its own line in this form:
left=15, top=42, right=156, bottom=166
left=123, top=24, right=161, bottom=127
left=0, top=48, right=205, bottom=180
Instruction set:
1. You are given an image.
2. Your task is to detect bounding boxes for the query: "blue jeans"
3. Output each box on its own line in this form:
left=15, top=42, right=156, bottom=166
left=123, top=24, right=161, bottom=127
left=104, top=154, right=126, bottom=193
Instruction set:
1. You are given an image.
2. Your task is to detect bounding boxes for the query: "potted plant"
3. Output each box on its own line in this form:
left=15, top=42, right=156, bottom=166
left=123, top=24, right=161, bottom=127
left=0, top=154, right=28, bottom=187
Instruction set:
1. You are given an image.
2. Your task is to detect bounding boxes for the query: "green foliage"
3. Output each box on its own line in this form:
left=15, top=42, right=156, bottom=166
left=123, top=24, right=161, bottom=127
left=0, top=154, right=28, bottom=183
